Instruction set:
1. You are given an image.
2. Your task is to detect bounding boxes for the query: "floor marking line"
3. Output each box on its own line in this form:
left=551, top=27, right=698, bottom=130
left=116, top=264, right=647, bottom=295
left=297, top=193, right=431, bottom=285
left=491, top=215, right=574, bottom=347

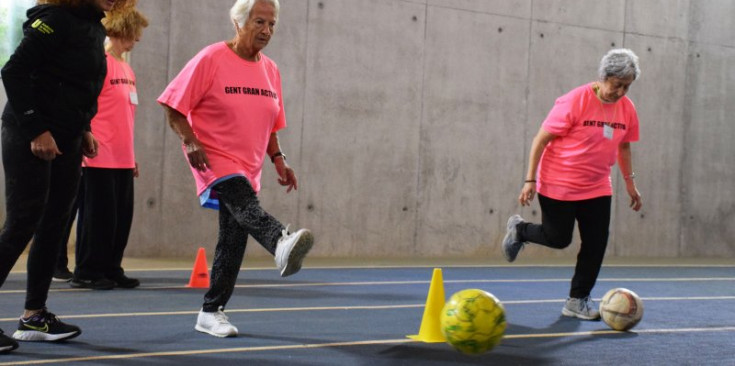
left=0, top=339, right=415, bottom=365
left=4, top=276, right=733, bottom=295
left=3, top=326, right=735, bottom=365
left=8, top=263, right=734, bottom=275
left=503, top=326, right=735, bottom=339
left=2, top=296, right=735, bottom=322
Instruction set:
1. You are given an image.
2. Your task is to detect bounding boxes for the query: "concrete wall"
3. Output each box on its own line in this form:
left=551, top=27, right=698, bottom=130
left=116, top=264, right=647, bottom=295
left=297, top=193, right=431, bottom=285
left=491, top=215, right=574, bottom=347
left=2, top=0, right=734, bottom=260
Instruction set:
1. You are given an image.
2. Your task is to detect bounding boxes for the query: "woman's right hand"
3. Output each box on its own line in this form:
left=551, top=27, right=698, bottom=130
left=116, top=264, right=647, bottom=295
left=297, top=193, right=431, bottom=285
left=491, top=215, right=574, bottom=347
left=184, top=138, right=210, bottom=172
left=519, top=182, right=536, bottom=206
left=30, top=131, right=62, bottom=161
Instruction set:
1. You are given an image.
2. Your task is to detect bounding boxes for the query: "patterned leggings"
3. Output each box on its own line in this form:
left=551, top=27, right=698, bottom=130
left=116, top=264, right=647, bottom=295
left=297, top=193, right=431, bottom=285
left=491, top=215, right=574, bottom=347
left=202, top=177, right=285, bottom=312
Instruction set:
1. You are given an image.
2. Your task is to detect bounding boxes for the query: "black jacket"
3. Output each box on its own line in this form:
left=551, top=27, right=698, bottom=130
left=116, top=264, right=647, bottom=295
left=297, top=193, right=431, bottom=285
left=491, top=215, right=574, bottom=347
left=1, top=4, right=107, bottom=141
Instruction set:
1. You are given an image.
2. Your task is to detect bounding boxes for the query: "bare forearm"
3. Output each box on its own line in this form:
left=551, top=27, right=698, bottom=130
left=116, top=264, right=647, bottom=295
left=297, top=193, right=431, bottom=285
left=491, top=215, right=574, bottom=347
left=162, top=104, right=196, bottom=144
left=618, top=142, right=634, bottom=178
left=526, top=128, right=555, bottom=180
left=266, top=133, right=282, bottom=158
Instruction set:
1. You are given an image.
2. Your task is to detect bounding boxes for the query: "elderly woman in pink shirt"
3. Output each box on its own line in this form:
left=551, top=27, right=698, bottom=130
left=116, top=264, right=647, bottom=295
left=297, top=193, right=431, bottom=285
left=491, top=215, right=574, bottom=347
left=158, top=0, right=313, bottom=338
left=502, top=49, right=643, bottom=321
left=71, top=7, right=148, bottom=291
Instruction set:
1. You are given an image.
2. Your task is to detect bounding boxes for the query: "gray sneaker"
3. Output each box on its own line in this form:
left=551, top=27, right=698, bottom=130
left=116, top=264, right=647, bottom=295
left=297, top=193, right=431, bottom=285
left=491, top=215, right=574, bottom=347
left=502, top=215, right=526, bottom=262
left=562, top=296, right=601, bottom=320
left=274, top=226, right=314, bottom=277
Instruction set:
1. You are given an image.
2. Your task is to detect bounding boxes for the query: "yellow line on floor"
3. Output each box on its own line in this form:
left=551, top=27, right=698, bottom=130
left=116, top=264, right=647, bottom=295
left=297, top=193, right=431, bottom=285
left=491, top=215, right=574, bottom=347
left=2, top=326, right=735, bottom=365
left=2, top=296, right=735, bottom=322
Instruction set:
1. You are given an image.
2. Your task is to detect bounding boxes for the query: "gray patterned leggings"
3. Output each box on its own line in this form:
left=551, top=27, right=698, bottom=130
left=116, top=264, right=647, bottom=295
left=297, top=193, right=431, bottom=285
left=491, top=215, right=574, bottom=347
left=202, top=177, right=285, bottom=312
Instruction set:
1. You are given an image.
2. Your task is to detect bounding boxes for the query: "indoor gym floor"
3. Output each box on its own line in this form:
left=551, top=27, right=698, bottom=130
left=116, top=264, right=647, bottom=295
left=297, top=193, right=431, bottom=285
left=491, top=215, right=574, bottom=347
left=1, top=256, right=734, bottom=365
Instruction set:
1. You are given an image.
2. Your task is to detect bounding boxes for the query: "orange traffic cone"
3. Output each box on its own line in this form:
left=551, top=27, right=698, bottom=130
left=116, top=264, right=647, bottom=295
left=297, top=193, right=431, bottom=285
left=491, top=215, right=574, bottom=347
left=187, top=247, right=210, bottom=288
left=407, top=268, right=447, bottom=343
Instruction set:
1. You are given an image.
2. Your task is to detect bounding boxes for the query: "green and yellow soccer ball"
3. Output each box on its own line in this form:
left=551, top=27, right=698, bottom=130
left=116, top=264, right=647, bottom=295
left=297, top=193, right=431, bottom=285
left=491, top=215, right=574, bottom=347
left=440, top=289, right=506, bottom=354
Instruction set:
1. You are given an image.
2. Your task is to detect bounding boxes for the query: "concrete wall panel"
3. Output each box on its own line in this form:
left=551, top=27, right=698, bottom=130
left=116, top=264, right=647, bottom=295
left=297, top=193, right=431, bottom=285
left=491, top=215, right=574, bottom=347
left=610, top=35, right=688, bottom=257
left=533, top=0, right=625, bottom=32
left=416, top=7, right=529, bottom=256
left=298, top=0, right=426, bottom=257
left=126, top=0, right=171, bottom=256
left=428, top=0, right=531, bottom=18
left=680, top=43, right=735, bottom=256
left=626, top=0, right=690, bottom=39
left=688, top=0, right=735, bottom=48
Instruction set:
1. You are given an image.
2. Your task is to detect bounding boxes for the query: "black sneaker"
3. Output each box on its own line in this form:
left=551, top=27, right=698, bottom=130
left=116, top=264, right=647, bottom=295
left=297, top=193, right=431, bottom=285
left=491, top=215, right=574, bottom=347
left=0, top=328, right=19, bottom=353
left=109, top=274, right=140, bottom=289
left=70, top=276, right=115, bottom=290
left=12, top=309, right=81, bottom=342
left=52, top=268, right=73, bottom=282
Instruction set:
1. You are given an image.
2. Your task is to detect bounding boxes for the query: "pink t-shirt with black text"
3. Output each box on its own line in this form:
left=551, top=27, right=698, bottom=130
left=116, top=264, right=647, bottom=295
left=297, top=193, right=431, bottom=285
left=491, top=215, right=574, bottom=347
left=537, top=83, right=639, bottom=201
left=83, top=53, right=136, bottom=168
left=157, top=42, right=286, bottom=195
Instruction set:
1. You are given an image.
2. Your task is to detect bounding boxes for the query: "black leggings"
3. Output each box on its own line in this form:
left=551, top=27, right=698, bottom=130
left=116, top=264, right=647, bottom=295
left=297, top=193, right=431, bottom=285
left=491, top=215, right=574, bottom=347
left=74, top=167, right=135, bottom=279
left=0, top=120, right=82, bottom=310
left=202, top=177, right=285, bottom=312
left=517, top=194, right=612, bottom=298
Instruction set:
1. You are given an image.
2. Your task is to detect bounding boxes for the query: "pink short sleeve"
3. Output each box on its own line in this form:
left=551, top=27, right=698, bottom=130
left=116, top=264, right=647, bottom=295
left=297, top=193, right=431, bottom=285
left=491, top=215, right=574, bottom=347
left=157, top=49, right=215, bottom=115
left=542, top=92, right=578, bottom=137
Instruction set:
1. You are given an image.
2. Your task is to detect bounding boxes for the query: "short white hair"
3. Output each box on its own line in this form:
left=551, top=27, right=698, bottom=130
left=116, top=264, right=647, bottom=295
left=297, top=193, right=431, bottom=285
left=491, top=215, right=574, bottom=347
left=598, top=48, right=641, bottom=81
left=230, top=0, right=280, bottom=28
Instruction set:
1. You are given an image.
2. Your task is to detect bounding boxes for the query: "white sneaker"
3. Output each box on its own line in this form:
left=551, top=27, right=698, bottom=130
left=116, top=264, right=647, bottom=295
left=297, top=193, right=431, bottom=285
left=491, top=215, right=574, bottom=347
left=561, top=296, right=601, bottom=320
left=275, top=226, right=314, bottom=277
left=194, top=307, right=238, bottom=337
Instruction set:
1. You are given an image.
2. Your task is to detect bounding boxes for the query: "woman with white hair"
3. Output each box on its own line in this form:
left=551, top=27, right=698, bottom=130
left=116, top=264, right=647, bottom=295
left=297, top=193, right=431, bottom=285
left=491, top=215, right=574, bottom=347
left=158, top=0, right=313, bottom=338
left=501, top=49, right=643, bottom=320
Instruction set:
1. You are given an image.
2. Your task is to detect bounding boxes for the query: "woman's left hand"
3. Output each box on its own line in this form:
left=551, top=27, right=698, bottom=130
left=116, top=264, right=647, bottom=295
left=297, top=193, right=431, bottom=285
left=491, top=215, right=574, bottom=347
left=275, top=159, right=298, bottom=193
left=82, top=131, right=98, bottom=158
left=626, top=181, right=642, bottom=211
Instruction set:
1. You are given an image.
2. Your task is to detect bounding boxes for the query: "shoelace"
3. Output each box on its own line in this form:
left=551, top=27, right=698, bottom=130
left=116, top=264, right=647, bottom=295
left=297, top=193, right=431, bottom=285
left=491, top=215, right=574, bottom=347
left=580, top=297, right=594, bottom=312
left=281, top=224, right=291, bottom=238
left=25, top=309, right=57, bottom=325
left=213, top=311, right=230, bottom=325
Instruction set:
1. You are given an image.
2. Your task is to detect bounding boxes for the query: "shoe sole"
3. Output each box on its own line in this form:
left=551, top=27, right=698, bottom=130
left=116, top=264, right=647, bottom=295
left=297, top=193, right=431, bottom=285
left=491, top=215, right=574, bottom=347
left=12, top=329, right=81, bottom=342
left=0, top=343, right=19, bottom=353
left=561, top=307, right=601, bottom=320
left=70, top=282, right=114, bottom=290
left=280, top=230, right=314, bottom=277
left=114, top=281, right=140, bottom=289
left=51, top=277, right=72, bottom=283
left=194, top=325, right=238, bottom=338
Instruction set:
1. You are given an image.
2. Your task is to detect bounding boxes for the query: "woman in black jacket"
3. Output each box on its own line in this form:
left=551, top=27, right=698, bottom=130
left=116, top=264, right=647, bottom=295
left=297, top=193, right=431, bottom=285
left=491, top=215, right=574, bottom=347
left=0, top=0, right=129, bottom=352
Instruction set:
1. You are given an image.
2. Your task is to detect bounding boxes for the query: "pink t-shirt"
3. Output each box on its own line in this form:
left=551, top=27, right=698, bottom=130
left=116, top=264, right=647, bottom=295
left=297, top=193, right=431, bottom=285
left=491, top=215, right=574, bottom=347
left=83, top=53, right=136, bottom=168
left=157, top=42, right=286, bottom=195
left=537, top=83, right=639, bottom=201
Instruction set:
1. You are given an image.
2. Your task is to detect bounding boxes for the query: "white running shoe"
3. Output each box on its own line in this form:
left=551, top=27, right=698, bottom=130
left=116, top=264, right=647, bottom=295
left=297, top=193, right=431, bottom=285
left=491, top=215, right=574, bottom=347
left=561, top=296, right=601, bottom=320
left=194, top=307, right=238, bottom=337
left=275, top=226, right=314, bottom=277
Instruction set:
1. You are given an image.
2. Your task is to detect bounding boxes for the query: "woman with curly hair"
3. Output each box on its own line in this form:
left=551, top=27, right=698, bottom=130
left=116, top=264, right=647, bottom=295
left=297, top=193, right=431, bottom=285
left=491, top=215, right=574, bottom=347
left=71, top=7, right=149, bottom=291
left=0, top=0, right=130, bottom=352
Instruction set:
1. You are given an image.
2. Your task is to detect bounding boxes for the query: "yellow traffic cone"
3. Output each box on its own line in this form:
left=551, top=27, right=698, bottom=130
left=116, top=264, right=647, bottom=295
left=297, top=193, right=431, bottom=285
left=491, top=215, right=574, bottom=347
left=407, top=268, right=447, bottom=343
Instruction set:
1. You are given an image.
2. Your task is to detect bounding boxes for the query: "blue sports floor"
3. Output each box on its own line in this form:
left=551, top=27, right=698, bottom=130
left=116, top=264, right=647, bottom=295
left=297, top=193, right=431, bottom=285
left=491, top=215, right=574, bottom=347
left=1, top=258, right=734, bottom=365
